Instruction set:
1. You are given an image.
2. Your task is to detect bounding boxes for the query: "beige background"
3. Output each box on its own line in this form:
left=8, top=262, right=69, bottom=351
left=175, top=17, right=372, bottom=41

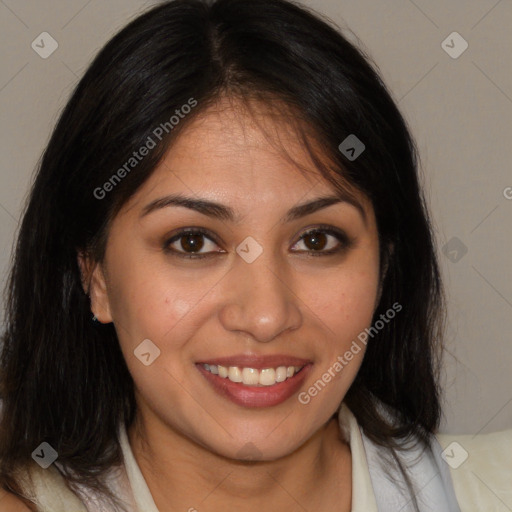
left=0, top=0, right=510, bottom=435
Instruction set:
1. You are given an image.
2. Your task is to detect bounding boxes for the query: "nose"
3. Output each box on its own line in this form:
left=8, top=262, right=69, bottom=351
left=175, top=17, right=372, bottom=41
left=218, top=252, right=303, bottom=343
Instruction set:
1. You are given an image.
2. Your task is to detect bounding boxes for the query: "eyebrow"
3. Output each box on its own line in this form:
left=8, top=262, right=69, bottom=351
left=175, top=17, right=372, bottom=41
left=140, top=192, right=366, bottom=225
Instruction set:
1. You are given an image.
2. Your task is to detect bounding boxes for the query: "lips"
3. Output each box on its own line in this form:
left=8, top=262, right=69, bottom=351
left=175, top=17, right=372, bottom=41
left=195, top=354, right=313, bottom=408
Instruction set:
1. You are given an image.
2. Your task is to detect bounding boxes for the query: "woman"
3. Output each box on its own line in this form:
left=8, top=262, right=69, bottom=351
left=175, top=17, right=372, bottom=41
left=0, top=0, right=509, bottom=510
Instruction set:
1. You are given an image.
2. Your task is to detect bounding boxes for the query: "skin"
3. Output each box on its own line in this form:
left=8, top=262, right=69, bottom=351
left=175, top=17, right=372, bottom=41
left=81, top=97, right=382, bottom=511
left=0, top=490, right=32, bottom=512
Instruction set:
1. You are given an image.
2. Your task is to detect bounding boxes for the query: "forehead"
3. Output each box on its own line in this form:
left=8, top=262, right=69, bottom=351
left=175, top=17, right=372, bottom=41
left=163, top=97, right=322, bottom=189
left=121, top=96, right=372, bottom=221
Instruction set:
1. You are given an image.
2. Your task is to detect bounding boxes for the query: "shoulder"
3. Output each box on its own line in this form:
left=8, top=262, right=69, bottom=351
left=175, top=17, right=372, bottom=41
left=437, top=429, right=512, bottom=511
left=0, top=489, right=33, bottom=511
left=9, top=463, right=88, bottom=512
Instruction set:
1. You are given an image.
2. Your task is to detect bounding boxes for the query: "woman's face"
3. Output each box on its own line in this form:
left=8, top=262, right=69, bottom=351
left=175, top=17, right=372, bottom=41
left=88, top=99, right=381, bottom=460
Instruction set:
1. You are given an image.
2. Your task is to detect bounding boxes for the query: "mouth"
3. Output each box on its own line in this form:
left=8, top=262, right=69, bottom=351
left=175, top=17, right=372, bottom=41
left=195, top=355, right=312, bottom=408
left=201, top=363, right=305, bottom=386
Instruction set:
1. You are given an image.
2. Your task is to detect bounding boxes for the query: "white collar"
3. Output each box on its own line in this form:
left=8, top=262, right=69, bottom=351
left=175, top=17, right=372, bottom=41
left=337, top=403, right=379, bottom=511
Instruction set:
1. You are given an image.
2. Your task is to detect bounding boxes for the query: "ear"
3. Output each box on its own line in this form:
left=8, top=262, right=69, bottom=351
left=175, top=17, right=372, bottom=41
left=77, top=251, right=113, bottom=324
left=376, top=242, right=394, bottom=306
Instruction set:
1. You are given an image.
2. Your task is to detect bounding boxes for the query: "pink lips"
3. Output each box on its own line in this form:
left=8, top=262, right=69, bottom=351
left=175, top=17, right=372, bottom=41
left=195, top=354, right=313, bottom=408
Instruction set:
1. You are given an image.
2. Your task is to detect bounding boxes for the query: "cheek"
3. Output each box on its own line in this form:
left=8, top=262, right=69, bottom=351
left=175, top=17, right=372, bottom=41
left=298, top=269, right=378, bottom=414
left=105, top=246, right=207, bottom=344
left=308, top=266, right=380, bottom=337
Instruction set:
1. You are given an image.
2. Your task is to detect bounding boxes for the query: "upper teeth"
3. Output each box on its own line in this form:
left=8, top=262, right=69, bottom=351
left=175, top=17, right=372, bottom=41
left=203, top=364, right=303, bottom=386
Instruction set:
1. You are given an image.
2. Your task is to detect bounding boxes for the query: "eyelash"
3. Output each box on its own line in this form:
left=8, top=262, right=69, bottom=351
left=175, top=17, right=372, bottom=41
left=162, top=225, right=353, bottom=260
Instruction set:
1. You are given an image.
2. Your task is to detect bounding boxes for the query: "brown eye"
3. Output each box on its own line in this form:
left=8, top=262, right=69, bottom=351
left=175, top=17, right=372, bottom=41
left=302, top=231, right=328, bottom=251
left=292, top=227, right=352, bottom=256
left=163, top=229, right=222, bottom=259
left=179, top=233, right=205, bottom=253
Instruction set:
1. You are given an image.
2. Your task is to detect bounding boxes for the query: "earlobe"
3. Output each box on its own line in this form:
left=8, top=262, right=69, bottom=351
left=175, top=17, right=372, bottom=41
left=77, top=251, right=113, bottom=324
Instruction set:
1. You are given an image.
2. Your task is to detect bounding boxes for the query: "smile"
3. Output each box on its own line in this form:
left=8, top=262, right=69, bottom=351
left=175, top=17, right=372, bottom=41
left=196, top=359, right=313, bottom=408
left=202, top=363, right=305, bottom=386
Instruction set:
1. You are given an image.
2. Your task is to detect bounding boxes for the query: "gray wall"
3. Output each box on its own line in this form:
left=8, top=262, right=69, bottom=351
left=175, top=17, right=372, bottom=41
left=0, top=0, right=510, bottom=434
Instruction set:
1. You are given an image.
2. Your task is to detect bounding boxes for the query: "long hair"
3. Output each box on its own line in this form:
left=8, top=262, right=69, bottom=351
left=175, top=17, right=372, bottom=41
left=0, top=0, right=444, bottom=508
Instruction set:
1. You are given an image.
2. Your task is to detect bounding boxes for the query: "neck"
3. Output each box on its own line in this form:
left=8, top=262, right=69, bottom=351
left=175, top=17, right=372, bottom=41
left=128, top=408, right=351, bottom=511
